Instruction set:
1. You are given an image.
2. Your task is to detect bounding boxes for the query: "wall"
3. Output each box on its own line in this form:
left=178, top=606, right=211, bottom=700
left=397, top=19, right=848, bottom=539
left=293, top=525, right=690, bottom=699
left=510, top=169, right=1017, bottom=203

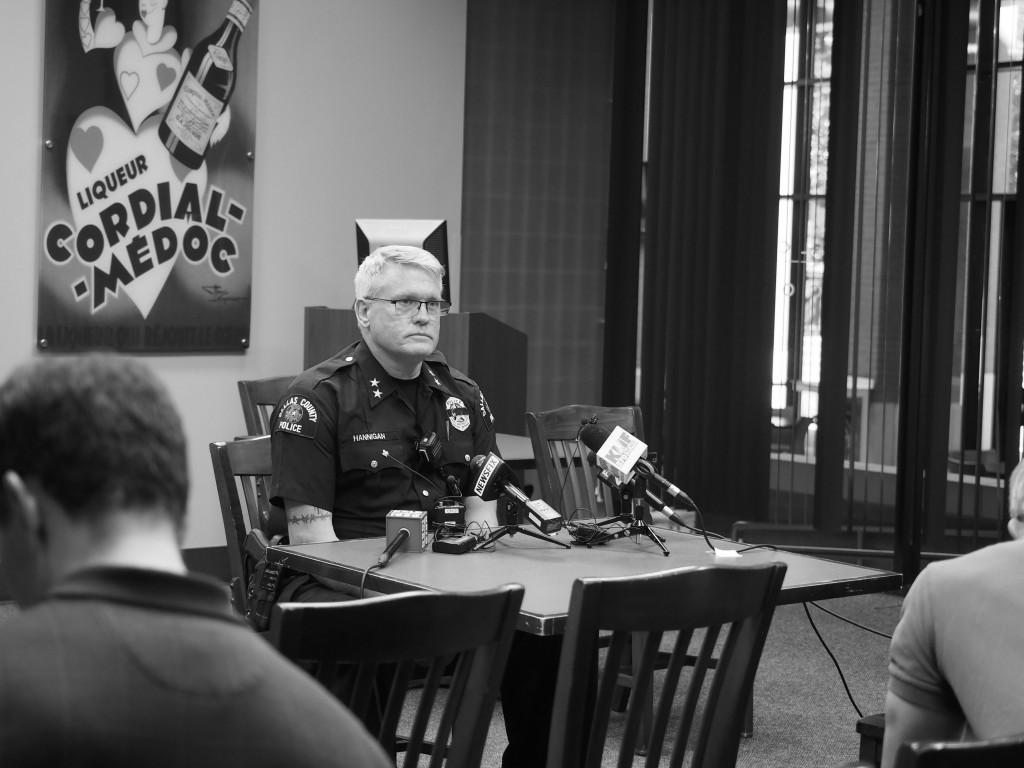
left=0, top=0, right=467, bottom=549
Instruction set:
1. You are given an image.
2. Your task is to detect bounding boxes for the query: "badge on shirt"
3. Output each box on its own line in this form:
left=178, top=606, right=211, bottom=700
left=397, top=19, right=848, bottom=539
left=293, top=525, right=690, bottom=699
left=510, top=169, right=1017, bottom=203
left=446, top=396, right=471, bottom=432
left=274, top=396, right=318, bottom=439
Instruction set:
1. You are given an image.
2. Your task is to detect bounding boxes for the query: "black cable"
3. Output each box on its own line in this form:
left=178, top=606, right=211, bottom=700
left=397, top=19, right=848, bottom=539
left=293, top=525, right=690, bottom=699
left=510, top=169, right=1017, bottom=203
left=809, top=601, right=893, bottom=640
left=803, top=602, right=864, bottom=718
left=554, top=426, right=586, bottom=522
left=359, top=563, right=382, bottom=599
left=735, top=543, right=780, bottom=553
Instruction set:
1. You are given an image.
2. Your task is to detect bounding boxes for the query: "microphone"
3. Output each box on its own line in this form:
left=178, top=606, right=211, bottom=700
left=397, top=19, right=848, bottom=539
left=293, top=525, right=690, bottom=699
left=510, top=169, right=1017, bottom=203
left=579, top=424, right=698, bottom=511
left=469, top=452, right=563, bottom=533
left=379, top=509, right=428, bottom=567
left=380, top=449, right=446, bottom=493
left=378, top=528, right=409, bottom=567
left=445, top=474, right=463, bottom=497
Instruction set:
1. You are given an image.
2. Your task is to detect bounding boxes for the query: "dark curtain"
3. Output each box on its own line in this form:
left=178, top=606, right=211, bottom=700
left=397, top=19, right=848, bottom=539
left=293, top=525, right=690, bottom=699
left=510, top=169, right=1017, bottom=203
left=602, top=0, right=649, bottom=407
left=815, top=0, right=864, bottom=531
left=462, top=0, right=617, bottom=414
left=894, top=0, right=968, bottom=579
left=641, top=0, right=786, bottom=523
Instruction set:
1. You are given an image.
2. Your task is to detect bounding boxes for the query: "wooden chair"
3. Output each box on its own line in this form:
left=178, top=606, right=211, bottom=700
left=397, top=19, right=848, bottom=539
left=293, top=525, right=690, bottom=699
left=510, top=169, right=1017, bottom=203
left=891, top=733, right=1024, bottom=767
left=525, top=403, right=644, bottom=522
left=209, top=436, right=285, bottom=624
left=527, top=403, right=755, bottom=738
left=546, top=562, right=787, bottom=768
left=237, top=375, right=295, bottom=435
left=841, top=723, right=1024, bottom=768
left=268, top=584, right=525, bottom=768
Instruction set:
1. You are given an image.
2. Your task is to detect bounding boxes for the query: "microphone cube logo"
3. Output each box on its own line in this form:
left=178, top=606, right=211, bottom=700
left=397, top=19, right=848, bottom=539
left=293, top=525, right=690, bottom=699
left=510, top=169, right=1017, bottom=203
left=472, top=454, right=501, bottom=497
left=598, top=426, right=646, bottom=484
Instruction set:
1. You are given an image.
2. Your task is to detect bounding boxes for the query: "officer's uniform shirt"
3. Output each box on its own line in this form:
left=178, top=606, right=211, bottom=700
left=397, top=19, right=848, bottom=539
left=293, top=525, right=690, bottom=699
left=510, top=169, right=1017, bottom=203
left=269, top=341, right=497, bottom=539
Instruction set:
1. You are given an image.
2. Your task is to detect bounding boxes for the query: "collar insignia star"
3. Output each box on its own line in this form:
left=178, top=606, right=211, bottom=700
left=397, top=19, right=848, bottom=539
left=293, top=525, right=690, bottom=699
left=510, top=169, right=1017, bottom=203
left=372, top=388, right=383, bottom=399
left=370, top=378, right=380, bottom=387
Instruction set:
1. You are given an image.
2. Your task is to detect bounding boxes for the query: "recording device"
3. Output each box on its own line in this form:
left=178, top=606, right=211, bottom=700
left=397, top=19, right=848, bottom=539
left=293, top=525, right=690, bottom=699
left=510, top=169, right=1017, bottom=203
left=416, top=432, right=443, bottom=467
left=432, top=533, right=478, bottom=554
left=579, top=424, right=698, bottom=514
left=380, top=509, right=428, bottom=567
left=469, top=452, right=563, bottom=534
left=430, top=496, right=466, bottom=529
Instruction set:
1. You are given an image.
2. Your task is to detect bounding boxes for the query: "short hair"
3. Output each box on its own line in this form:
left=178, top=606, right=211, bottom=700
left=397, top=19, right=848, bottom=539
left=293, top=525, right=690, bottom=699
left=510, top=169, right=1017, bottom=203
left=0, top=355, right=188, bottom=527
left=354, top=245, right=445, bottom=299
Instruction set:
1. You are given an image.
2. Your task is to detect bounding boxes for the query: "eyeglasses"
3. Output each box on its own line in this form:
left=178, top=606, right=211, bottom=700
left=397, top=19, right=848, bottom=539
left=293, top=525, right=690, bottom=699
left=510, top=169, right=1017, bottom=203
left=363, top=297, right=452, bottom=316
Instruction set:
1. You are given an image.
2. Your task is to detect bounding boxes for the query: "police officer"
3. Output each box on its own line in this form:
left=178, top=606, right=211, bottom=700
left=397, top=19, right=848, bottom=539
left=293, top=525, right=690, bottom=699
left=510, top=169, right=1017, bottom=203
left=269, top=244, right=559, bottom=768
left=269, top=245, right=494, bottom=543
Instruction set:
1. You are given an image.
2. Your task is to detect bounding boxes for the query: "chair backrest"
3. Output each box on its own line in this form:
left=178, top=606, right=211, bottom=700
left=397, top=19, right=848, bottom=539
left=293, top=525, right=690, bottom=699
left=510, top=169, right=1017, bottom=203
left=526, top=404, right=644, bottom=521
left=268, top=584, right=525, bottom=768
left=546, top=562, right=787, bottom=768
left=209, top=436, right=282, bottom=615
left=895, top=732, right=1024, bottom=768
left=237, top=375, right=295, bottom=435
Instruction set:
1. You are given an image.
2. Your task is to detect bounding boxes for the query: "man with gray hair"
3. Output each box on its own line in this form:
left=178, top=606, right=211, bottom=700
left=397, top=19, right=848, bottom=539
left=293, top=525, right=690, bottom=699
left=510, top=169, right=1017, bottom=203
left=270, top=245, right=558, bottom=767
left=270, top=244, right=496, bottom=549
left=881, top=458, right=1024, bottom=766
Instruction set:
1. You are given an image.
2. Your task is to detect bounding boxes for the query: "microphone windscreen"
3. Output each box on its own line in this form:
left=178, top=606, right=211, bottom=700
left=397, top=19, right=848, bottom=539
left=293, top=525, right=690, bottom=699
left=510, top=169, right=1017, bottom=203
left=579, top=423, right=613, bottom=452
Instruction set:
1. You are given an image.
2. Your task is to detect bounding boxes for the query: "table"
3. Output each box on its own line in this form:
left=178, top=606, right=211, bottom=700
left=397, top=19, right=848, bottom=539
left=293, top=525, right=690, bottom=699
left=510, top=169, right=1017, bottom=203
left=268, top=526, right=901, bottom=636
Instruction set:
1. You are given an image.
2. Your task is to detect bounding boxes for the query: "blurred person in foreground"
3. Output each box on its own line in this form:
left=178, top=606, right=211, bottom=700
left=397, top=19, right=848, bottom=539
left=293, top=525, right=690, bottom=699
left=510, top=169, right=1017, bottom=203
left=0, top=354, right=390, bottom=768
left=881, top=456, right=1024, bottom=767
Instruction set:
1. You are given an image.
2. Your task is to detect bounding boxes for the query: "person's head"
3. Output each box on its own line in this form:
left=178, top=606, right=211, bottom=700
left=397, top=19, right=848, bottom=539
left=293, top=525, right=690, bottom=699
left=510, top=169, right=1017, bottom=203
left=353, top=245, right=448, bottom=376
left=0, top=355, right=188, bottom=604
left=1009, top=458, right=1024, bottom=539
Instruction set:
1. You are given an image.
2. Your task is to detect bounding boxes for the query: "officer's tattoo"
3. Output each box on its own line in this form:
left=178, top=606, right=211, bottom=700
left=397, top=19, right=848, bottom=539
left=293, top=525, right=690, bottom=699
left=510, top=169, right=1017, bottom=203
left=288, top=507, right=332, bottom=526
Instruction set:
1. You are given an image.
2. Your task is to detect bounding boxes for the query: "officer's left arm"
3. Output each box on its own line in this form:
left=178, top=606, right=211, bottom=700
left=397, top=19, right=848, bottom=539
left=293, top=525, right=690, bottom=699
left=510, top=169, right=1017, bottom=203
left=472, top=388, right=499, bottom=456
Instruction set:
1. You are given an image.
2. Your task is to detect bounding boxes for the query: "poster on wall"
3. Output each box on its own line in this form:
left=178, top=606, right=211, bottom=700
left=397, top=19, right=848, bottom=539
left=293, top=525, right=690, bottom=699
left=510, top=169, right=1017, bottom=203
left=36, top=0, right=259, bottom=353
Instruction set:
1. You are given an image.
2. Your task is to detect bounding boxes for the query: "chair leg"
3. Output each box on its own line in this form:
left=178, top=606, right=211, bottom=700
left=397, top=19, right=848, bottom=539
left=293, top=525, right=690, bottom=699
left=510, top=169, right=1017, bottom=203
left=742, top=690, right=753, bottom=737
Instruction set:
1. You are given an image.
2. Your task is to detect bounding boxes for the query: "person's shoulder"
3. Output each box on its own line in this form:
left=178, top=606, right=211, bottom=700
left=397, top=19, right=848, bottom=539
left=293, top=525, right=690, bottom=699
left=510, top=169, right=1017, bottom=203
left=927, top=536, right=1024, bottom=578
left=247, top=648, right=391, bottom=763
left=0, top=605, right=67, bottom=679
left=427, top=353, right=482, bottom=393
left=910, top=538, right=1024, bottom=604
left=292, top=342, right=362, bottom=387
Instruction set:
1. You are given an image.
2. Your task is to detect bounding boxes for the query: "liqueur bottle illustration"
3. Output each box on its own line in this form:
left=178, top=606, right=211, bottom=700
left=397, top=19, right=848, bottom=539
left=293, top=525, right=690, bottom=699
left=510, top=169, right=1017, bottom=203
left=158, top=0, right=253, bottom=169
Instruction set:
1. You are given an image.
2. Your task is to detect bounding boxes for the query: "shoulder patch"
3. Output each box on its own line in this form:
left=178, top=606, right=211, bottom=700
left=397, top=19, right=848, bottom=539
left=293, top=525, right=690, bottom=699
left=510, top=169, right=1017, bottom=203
left=274, top=395, right=319, bottom=439
left=480, top=392, right=495, bottom=424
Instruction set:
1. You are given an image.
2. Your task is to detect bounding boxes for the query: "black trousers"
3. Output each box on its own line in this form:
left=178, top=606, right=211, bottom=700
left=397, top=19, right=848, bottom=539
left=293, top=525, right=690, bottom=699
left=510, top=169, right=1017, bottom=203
left=500, top=631, right=563, bottom=768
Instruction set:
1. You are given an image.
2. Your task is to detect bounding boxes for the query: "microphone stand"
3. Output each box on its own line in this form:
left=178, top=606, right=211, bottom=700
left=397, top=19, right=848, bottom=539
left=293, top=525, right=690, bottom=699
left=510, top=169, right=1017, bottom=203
left=587, top=474, right=670, bottom=556
left=474, top=498, right=571, bottom=550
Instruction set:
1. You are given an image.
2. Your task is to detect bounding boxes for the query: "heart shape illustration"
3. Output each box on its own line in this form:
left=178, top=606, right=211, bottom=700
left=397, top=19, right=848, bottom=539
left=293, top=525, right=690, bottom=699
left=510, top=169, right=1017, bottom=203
left=93, top=8, right=126, bottom=49
left=156, top=63, right=176, bottom=91
left=131, top=20, right=178, bottom=56
left=69, top=124, right=104, bottom=172
left=113, top=31, right=183, bottom=132
left=119, top=71, right=140, bottom=100
left=65, top=107, right=208, bottom=318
